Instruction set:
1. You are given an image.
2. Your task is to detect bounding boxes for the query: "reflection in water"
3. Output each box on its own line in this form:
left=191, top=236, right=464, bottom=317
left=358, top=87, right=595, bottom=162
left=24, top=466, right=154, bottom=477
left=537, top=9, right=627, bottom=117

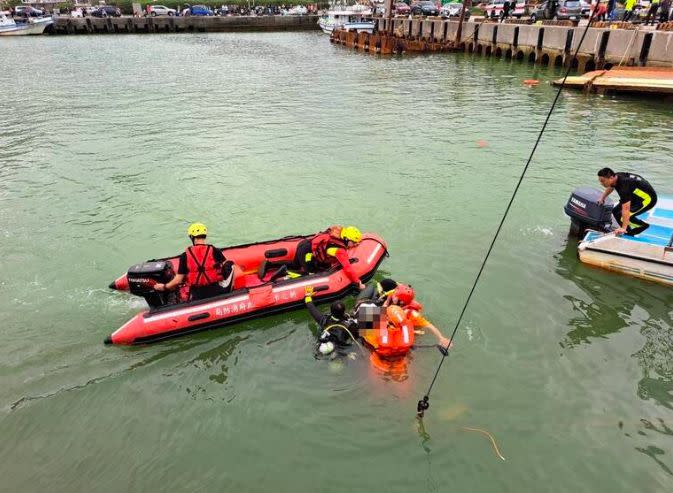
left=415, top=418, right=440, bottom=493
left=555, top=238, right=673, bottom=475
left=554, top=240, right=629, bottom=346
left=175, top=334, right=249, bottom=401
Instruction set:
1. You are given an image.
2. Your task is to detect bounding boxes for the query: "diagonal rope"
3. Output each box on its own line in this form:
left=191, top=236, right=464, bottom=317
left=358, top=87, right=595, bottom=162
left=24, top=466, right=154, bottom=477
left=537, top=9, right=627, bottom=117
left=417, top=9, right=599, bottom=418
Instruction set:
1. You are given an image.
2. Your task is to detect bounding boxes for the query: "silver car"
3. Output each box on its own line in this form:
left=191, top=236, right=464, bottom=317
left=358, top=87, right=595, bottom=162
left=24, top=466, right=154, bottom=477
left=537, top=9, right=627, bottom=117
left=530, top=0, right=582, bottom=21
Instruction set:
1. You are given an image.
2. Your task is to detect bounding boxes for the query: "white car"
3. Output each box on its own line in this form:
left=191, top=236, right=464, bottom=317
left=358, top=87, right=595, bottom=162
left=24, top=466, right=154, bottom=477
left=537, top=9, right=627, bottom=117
left=286, top=5, right=308, bottom=15
left=482, top=0, right=526, bottom=18
left=148, top=5, right=177, bottom=16
left=70, top=8, right=84, bottom=18
left=440, top=2, right=470, bottom=18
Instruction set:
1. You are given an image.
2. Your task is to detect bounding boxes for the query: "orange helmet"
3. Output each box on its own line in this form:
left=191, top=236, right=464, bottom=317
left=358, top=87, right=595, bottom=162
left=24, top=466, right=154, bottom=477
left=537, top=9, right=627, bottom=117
left=393, top=284, right=415, bottom=306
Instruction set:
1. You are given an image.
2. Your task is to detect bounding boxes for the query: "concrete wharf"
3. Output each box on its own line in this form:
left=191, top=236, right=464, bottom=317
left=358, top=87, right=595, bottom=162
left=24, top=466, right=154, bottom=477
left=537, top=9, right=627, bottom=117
left=49, top=14, right=320, bottom=35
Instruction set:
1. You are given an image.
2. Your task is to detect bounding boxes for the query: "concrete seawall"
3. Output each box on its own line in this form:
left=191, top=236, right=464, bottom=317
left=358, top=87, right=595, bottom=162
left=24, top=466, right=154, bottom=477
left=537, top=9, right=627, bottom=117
left=369, top=18, right=673, bottom=71
left=50, top=15, right=320, bottom=34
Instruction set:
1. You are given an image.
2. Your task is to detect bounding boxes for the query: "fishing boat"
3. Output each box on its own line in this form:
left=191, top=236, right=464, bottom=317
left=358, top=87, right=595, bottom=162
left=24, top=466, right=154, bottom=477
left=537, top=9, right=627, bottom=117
left=106, top=231, right=388, bottom=345
left=318, top=4, right=375, bottom=35
left=0, top=13, right=53, bottom=36
left=564, top=187, right=673, bottom=286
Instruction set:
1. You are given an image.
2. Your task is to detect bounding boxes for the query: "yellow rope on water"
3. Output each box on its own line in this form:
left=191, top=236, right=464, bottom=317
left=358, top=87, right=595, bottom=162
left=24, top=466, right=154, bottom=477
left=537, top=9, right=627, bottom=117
left=462, top=427, right=506, bottom=461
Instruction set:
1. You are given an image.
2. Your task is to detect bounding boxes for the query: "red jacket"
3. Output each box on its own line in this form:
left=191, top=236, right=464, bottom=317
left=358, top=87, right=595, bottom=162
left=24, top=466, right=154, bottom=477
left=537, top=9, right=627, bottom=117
left=310, top=233, right=360, bottom=284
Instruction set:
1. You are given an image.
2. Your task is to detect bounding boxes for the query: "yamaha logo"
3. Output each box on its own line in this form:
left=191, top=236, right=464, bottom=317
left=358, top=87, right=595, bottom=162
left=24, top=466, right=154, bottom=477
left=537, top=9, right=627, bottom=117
left=570, top=197, right=586, bottom=208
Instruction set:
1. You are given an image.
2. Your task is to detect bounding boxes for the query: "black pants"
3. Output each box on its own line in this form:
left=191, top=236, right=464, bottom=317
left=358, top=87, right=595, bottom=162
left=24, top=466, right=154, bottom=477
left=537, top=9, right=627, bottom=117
left=190, top=282, right=230, bottom=301
left=660, top=8, right=670, bottom=22
left=612, top=196, right=657, bottom=236
left=292, top=239, right=317, bottom=273
left=645, top=4, right=659, bottom=24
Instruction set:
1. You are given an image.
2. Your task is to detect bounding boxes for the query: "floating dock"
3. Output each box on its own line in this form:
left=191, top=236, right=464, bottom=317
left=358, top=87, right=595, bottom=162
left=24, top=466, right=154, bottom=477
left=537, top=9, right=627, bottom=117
left=554, top=66, right=673, bottom=95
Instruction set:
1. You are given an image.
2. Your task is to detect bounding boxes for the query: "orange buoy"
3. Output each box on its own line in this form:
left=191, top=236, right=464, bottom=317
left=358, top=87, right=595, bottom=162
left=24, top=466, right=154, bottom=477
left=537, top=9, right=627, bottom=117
left=523, top=79, right=539, bottom=86
left=477, top=139, right=488, bottom=148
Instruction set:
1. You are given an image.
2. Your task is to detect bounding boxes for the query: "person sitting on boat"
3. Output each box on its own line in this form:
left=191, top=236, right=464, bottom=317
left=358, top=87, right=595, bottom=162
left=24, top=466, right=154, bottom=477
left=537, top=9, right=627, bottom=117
left=597, top=168, right=658, bottom=237
left=304, top=286, right=359, bottom=357
left=292, top=225, right=366, bottom=290
left=362, top=280, right=451, bottom=349
left=154, top=223, right=234, bottom=301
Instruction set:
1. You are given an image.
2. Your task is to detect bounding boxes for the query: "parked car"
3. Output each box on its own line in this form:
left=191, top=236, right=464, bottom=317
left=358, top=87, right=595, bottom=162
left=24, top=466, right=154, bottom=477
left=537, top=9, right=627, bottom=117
left=13, top=6, right=45, bottom=17
left=70, top=8, right=84, bottom=18
left=579, top=0, right=591, bottom=18
left=147, top=5, right=177, bottom=16
left=185, top=5, right=214, bottom=16
left=394, top=2, right=412, bottom=14
left=215, top=6, right=230, bottom=16
left=440, top=2, right=471, bottom=18
left=411, top=1, right=440, bottom=16
left=530, top=0, right=581, bottom=21
left=482, top=0, right=526, bottom=18
left=91, top=6, right=122, bottom=17
left=285, top=5, right=308, bottom=15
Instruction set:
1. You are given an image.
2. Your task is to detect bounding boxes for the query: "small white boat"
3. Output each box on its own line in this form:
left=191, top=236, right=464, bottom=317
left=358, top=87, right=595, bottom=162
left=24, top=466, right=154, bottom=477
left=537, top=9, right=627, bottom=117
left=565, top=187, right=673, bottom=287
left=318, top=5, right=375, bottom=35
left=0, top=13, right=53, bottom=36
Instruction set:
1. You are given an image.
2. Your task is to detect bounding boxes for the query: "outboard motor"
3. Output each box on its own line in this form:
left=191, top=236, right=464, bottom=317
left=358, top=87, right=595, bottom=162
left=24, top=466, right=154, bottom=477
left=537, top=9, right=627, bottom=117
left=564, top=187, right=614, bottom=237
left=127, top=260, right=176, bottom=309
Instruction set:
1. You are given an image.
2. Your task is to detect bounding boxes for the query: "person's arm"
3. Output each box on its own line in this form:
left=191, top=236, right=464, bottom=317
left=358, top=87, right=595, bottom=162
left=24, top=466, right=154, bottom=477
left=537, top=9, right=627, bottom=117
left=304, top=287, right=327, bottom=326
left=422, top=321, right=451, bottom=349
left=155, top=253, right=186, bottom=291
left=598, top=186, right=614, bottom=204
left=155, top=273, right=184, bottom=291
left=333, top=248, right=365, bottom=290
left=411, top=311, right=452, bottom=348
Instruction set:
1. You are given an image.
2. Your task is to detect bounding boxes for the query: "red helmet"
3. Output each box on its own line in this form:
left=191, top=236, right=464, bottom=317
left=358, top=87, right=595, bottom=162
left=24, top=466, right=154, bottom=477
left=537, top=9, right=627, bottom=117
left=393, top=284, right=415, bottom=305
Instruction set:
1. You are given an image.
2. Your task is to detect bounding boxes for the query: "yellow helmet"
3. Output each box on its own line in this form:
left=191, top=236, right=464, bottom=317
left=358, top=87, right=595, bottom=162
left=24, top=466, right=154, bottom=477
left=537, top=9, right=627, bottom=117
left=340, top=226, right=362, bottom=243
left=187, top=223, right=208, bottom=238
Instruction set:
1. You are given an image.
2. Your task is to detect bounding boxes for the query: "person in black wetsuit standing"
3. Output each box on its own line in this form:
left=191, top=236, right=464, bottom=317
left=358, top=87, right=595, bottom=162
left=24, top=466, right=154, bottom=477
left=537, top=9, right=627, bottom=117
left=597, top=168, right=658, bottom=236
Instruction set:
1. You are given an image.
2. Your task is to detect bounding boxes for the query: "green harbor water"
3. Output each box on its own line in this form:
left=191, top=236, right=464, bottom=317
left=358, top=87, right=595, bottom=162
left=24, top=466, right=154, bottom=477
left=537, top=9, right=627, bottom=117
left=1, top=32, right=673, bottom=492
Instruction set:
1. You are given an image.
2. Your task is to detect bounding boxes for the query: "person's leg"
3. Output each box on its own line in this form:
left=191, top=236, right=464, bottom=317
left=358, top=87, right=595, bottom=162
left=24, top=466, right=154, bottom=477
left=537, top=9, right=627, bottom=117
left=626, top=196, right=657, bottom=236
left=292, top=239, right=313, bottom=273
left=612, top=203, right=623, bottom=227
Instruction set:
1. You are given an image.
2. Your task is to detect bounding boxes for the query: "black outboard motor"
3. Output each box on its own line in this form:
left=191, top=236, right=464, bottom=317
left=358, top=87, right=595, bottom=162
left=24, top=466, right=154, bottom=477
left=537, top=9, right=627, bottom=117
left=127, top=260, right=176, bottom=309
left=564, top=187, right=614, bottom=237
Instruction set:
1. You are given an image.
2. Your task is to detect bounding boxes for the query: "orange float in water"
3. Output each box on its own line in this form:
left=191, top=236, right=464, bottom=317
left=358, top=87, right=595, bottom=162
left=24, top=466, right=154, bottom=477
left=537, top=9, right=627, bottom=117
left=476, top=139, right=488, bottom=148
left=523, top=79, right=539, bottom=86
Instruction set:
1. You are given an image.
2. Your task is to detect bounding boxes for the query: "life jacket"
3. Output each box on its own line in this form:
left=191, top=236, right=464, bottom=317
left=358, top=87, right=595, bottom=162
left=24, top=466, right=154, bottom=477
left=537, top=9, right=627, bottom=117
left=185, top=244, right=224, bottom=287
left=311, top=232, right=348, bottom=267
left=361, top=305, right=414, bottom=358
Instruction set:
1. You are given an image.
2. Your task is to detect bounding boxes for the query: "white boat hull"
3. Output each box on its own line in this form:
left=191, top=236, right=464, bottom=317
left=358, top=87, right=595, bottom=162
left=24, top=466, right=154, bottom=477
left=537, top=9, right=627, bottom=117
left=0, top=17, right=53, bottom=36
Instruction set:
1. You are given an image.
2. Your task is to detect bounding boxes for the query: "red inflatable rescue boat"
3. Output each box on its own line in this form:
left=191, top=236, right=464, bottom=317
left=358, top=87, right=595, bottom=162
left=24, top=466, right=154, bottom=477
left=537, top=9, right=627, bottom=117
left=106, top=232, right=387, bottom=345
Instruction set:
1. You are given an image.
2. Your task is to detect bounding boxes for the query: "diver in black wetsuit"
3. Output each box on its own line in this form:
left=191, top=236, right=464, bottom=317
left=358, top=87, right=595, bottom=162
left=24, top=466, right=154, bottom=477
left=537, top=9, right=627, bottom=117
left=303, top=286, right=359, bottom=357
left=597, top=168, right=658, bottom=237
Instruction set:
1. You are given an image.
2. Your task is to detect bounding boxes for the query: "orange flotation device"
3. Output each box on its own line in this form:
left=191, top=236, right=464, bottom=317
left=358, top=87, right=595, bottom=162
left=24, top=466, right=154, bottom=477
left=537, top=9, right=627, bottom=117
left=523, top=79, right=539, bottom=86
left=361, top=305, right=414, bottom=358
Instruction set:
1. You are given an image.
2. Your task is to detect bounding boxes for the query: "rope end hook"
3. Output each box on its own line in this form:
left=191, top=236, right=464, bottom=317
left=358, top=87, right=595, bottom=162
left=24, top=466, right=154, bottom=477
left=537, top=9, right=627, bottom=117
left=417, top=395, right=430, bottom=418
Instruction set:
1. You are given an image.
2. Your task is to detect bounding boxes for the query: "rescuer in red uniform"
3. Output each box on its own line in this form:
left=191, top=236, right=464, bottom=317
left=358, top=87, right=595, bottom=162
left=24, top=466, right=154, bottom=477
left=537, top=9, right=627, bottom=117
left=292, top=225, right=366, bottom=290
left=154, top=223, right=233, bottom=301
